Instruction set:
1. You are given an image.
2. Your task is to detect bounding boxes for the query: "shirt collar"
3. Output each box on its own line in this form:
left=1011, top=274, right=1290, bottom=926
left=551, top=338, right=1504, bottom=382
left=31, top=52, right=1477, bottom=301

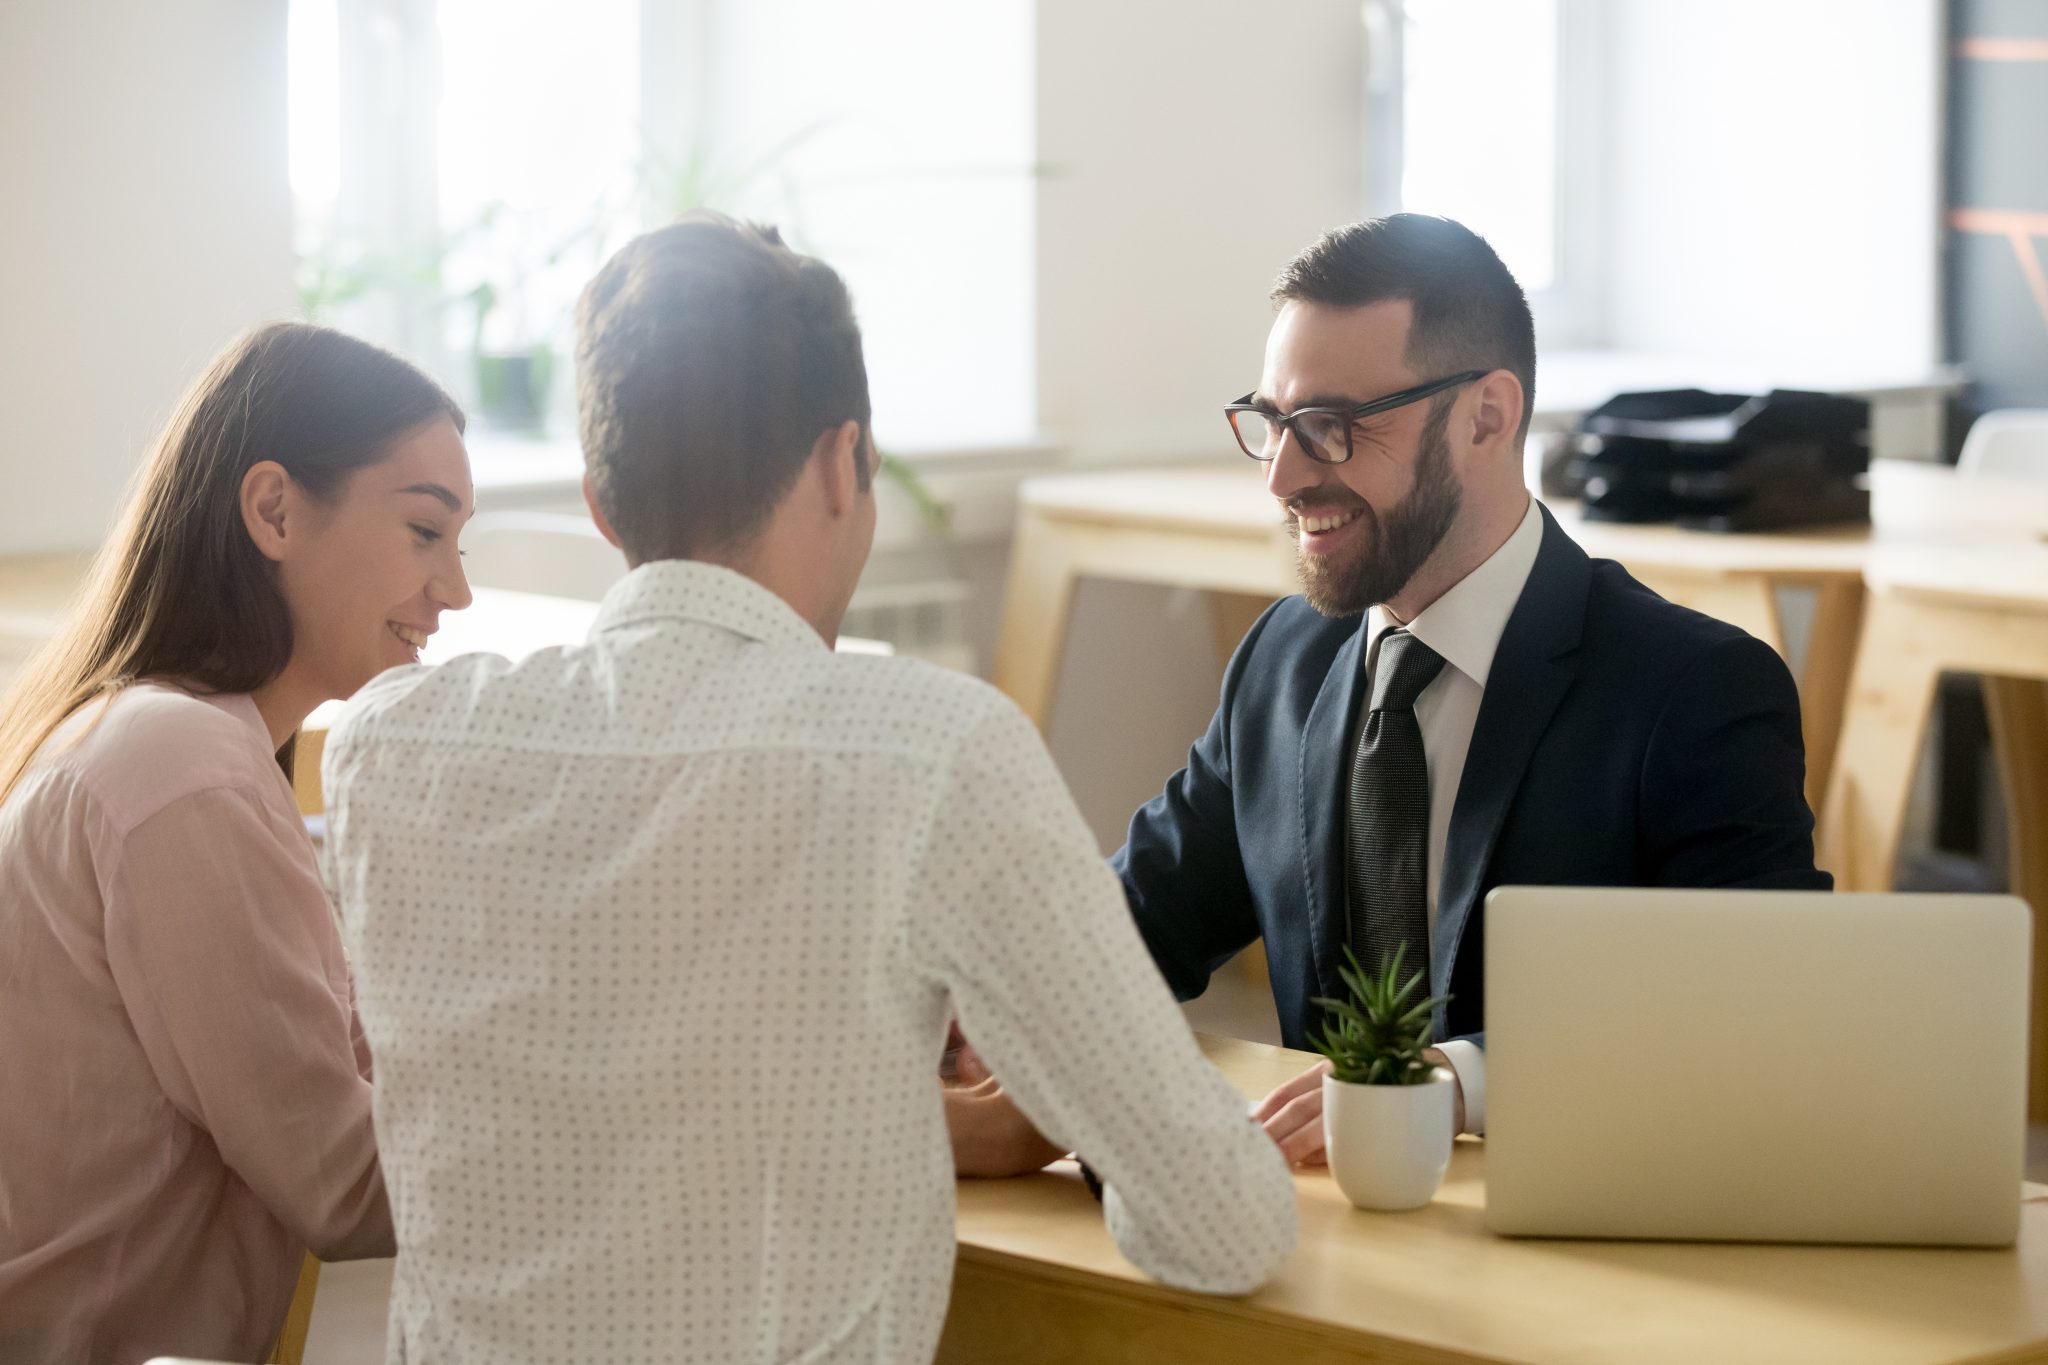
left=212, top=688, right=277, bottom=747
left=1367, top=497, right=1544, bottom=690
left=591, top=559, right=828, bottom=653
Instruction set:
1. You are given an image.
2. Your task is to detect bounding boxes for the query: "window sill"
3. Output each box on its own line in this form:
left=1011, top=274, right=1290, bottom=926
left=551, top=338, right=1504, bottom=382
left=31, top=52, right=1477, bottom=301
left=469, top=430, right=1069, bottom=496
left=469, top=429, right=1073, bottom=547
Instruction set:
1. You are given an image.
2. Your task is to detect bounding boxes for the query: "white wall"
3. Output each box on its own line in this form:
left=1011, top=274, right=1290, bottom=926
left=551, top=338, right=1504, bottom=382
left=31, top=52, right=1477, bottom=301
left=1032, top=0, right=1367, bottom=850
left=679, top=0, right=1037, bottom=451
left=1599, top=0, right=1941, bottom=377
left=0, top=1, right=295, bottom=555
left=1036, top=0, right=1367, bottom=468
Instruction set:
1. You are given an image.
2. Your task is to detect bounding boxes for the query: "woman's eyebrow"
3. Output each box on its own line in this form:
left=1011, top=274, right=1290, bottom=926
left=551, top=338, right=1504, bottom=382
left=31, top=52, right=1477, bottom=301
left=397, top=483, right=464, bottom=513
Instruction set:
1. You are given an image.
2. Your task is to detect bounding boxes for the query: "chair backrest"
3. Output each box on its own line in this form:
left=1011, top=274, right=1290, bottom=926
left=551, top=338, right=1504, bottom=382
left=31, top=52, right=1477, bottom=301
left=266, top=1253, right=322, bottom=1365
left=1956, top=408, right=2048, bottom=480
left=138, top=1253, right=320, bottom=1365
left=459, top=510, right=627, bottom=601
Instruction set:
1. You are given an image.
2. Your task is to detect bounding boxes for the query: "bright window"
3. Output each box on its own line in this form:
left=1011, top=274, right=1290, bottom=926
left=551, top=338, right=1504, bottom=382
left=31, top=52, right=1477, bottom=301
left=1364, top=0, right=1601, bottom=346
left=288, top=0, right=1035, bottom=457
left=436, top=0, right=640, bottom=358
left=1397, top=0, right=1558, bottom=292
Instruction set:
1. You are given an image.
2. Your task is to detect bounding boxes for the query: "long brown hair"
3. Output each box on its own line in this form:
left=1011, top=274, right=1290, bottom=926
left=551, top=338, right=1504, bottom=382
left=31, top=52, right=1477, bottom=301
left=0, top=322, right=463, bottom=804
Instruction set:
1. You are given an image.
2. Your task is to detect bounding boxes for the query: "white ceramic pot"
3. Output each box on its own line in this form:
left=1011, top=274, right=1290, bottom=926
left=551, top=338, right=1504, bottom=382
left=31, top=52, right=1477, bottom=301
left=1322, top=1067, right=1456, bottom=1211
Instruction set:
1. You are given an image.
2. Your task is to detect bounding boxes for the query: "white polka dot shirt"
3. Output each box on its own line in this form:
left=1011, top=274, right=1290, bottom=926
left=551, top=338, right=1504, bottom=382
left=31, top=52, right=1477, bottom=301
left=322, top=560, right=1296, bottom=1365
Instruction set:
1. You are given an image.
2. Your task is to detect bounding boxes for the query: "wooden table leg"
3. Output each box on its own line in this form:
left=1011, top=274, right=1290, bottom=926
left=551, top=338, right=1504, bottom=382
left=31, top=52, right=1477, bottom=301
left=992, top=509, right=1083, bottom=732
left=1984, top=675, right=2048, bottom=1122
left=1798, top=578, right=1867, bottom=817
left=1817, top=593, right=1945, bottom=892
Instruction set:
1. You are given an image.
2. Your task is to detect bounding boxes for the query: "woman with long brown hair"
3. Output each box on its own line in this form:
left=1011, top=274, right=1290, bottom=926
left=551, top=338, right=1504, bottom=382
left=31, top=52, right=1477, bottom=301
left=0, top=322, right=473, bottom=1363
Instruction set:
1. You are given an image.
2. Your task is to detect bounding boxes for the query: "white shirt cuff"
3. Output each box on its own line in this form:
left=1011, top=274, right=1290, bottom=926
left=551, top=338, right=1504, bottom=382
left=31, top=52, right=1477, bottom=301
left=1434, top=1039, right=1486, bottom=1136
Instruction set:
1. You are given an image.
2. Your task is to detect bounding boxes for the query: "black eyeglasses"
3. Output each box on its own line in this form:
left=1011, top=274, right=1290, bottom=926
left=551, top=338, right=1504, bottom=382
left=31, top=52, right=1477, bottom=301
left=1223, top=370, right=1488, bottom=465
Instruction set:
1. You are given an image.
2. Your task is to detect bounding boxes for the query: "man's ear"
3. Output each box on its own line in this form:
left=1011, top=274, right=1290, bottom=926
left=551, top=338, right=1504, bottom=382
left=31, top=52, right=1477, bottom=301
left=1468, top=369, right=1524, bottom=456
left=813, top=419, right=864, bottom=518
left=240, top=461, right=294, bottom=564
left=582, top=473, right=625, bottom=550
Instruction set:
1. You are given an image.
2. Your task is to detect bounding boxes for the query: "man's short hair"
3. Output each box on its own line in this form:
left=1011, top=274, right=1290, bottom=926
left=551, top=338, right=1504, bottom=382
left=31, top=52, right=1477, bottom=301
left=1273, top=214, right=1537, bottom=444
left=575, top=211, right=872, bottom=562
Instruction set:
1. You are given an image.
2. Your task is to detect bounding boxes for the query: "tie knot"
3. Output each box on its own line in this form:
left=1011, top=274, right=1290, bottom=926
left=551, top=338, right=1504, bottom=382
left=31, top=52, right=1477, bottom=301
left=1370, top=630, right=1445, bottom=712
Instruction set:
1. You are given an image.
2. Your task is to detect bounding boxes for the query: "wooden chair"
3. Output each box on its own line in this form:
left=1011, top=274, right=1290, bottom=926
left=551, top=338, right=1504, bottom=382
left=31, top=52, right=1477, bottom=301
left=267, top=1254, right=322, bottom=1365
left=147, top=1263, right=319, bottom=1365
left=1957, top=408, right=2048, bottom=479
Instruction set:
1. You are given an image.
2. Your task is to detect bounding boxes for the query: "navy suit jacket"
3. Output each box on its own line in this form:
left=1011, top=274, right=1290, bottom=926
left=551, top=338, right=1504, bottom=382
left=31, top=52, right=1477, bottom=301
left=1112, top=504, right=1831, bottom=1051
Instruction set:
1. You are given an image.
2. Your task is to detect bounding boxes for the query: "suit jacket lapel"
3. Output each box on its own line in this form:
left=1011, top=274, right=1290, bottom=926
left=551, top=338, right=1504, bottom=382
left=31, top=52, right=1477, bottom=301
left=1432, top=506, right=1592, bottom=1030
left=1297, top=618, right=1370, bottom=1004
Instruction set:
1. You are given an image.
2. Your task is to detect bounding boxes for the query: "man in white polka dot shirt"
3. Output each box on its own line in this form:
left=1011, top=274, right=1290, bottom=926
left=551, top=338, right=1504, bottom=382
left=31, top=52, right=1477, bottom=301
left=323, top=212, right=1296, bottom=1364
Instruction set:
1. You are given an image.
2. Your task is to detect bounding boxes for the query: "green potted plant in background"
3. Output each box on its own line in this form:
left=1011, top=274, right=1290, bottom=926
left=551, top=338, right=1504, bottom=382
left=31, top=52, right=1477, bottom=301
left=295, top=209, right=574, bottom=437
left=1311, top=944, right=1457, bottom=1211
left=452, top=199, right=614, bottom=436
left=465, top=278, right=554, bottom=434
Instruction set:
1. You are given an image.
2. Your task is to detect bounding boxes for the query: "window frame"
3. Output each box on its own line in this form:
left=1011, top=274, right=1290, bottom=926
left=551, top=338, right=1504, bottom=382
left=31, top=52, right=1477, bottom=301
left=1360, top=0, right=1610, bottom=351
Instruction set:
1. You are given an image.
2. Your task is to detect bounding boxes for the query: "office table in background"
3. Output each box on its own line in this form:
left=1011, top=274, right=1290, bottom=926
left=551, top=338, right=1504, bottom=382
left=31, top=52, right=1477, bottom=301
left=943, top=1034, right=2048, bottom=1365
left=0, top=550, right=88, bottom=683
left=989, top=465, right=1869, bottom=812
left=292, top=586, right=888, bottom=814
left=1822, top=535, right=2048, bottom=1122
left=988, top=461, right=2048, bottom=1115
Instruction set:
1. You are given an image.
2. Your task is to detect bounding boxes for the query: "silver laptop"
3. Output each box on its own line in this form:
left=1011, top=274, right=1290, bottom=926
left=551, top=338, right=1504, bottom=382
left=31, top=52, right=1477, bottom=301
left=1484, top=887, right=2030, bottom=1246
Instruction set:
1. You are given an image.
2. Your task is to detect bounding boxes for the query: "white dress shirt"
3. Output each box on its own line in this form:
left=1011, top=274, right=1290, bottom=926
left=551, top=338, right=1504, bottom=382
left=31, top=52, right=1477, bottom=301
left=323, top=560, right=1295, bottom=1365
left=1362, top=497, right=1544, bottom=1132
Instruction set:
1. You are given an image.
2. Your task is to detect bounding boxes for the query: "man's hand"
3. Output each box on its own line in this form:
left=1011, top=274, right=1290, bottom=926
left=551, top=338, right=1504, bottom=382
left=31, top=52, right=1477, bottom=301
left=1251, top=1051, right=1465, bottom=1165
left=941, top=1019, right=992, bottom=1087
left=945, top=1077, right=1066, bottom=1177
left=1251, top=1059, right=1334, bottom=1165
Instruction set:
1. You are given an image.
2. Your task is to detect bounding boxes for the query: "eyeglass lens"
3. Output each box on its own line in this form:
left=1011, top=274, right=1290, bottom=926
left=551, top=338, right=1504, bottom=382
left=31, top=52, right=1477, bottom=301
left=1230, top=408, right=1347, bottom=463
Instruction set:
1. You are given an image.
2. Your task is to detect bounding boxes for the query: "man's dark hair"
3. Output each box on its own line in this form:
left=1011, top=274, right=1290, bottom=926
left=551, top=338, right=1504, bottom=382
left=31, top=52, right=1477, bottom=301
left=1273, top=214, right=1536, bottom=443
left=575, top=211, right=872, bottom=563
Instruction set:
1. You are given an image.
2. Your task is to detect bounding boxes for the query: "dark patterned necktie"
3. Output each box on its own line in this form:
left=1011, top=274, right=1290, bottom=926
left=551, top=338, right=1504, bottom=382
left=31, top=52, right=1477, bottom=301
left=1345, top=629, right=1446, bottom=980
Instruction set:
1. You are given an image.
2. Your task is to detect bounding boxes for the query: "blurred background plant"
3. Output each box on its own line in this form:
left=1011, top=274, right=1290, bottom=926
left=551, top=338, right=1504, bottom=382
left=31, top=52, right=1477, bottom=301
left=297, top=117, right=963, bottom=529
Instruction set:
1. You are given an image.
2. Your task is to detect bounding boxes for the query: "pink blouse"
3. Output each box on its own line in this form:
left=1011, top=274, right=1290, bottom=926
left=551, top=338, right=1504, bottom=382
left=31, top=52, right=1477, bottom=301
left=0, top=682, right=390, bottom=1365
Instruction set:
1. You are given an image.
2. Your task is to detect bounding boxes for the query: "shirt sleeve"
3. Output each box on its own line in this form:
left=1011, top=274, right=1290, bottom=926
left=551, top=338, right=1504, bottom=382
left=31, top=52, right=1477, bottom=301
left=102, top=783, right=393, bottom=1261
left=908, top=698, right=1297, bottom=1295
left=1434, top=1038, right=1487, bottom=1135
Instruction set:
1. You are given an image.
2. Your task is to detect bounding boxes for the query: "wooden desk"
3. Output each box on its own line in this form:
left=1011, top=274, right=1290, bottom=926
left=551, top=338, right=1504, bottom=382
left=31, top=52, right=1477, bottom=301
left=291, top=587, right=890, bottom=814
left=991, top=467, right=1868, bottom=808
left=0, top=551, right=92, bottom=685
left=1819, top=539, right=2048, bottom=1120
left=290, top=586, right=606, bottom=814
left=944, top=1035, right=2048, bottom=1365
left=1547, top=507, right=1867, bottom=810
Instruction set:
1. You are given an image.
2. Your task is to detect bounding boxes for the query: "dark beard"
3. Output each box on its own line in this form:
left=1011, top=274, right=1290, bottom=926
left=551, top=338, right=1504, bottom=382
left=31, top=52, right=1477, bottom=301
left=1294, top=400, right=1462, bottom=618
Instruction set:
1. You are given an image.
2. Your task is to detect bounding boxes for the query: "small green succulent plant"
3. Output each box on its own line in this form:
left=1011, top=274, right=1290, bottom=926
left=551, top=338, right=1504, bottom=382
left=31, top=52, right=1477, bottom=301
left=1309, top=943, right=1452, bottom=1086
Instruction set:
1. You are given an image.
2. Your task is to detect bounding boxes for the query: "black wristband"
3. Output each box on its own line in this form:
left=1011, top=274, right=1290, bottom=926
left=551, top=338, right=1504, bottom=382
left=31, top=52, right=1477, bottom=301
left=1078, top=1159, right=1104, bottom=1203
